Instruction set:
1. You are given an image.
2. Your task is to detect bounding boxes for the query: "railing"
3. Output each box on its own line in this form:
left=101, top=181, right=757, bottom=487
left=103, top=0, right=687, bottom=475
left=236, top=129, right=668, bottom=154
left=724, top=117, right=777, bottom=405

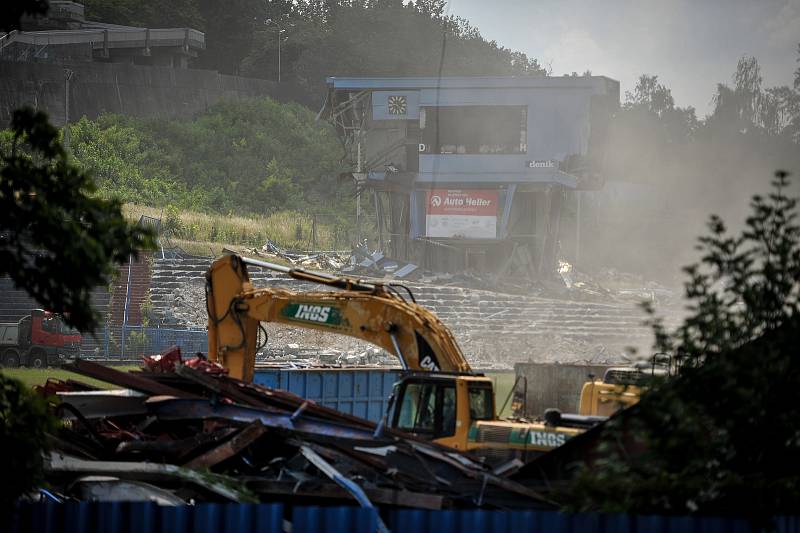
left=0, top=30, right=19, bottom=52
left=0, top=27, right=205, bottom=51
left=82, top=325, right=207, bottom=360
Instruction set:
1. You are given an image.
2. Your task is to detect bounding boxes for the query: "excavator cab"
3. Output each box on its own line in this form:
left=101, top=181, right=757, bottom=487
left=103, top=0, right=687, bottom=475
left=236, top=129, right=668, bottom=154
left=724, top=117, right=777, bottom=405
left=388, top=373, right=496, bottom=451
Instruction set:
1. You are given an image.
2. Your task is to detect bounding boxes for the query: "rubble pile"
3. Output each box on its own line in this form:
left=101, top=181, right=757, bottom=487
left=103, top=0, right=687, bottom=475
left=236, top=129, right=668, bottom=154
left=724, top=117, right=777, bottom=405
left=240, top=241, right=349, bottom=272
left=240, top=241, right=421, bottom=280
left=41, top=355, right=550, bottom=511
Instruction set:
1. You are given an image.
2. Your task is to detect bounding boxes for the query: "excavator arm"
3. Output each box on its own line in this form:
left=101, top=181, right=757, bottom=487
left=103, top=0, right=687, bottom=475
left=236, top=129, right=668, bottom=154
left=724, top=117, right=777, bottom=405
left=205, top=254, right=471, bottom=381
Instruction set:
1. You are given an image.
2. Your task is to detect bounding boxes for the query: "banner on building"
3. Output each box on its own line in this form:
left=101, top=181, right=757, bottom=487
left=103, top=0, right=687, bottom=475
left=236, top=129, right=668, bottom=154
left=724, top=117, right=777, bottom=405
left=425, top=189, right=498, bottom=239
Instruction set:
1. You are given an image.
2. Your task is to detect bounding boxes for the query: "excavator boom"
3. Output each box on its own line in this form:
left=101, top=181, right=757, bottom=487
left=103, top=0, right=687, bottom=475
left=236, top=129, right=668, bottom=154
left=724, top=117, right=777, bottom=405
left=206, top=254, right=471, bottom=381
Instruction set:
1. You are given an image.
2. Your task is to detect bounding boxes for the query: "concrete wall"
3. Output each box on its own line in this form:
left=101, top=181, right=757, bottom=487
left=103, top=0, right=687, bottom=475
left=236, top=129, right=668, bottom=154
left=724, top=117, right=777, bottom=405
left=0, top=61, right=276, bottom=126
left=514, top=362, right=610, bottom=417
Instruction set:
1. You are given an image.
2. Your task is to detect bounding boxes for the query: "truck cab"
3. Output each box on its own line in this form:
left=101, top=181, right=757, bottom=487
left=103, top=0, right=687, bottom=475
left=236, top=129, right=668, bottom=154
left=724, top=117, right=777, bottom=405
left=0, top=310, right=81, bottom=368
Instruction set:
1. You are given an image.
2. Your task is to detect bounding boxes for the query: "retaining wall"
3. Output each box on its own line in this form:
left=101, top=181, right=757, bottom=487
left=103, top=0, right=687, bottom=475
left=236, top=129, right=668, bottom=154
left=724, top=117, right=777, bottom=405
left=0, top=60, right=276, bottom=126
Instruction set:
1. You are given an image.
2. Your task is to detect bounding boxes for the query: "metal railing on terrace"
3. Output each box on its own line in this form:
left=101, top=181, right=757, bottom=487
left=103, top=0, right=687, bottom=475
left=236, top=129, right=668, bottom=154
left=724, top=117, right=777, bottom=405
left=81, top=324, right=207, bottom=360
left=0, top=27, right=205, bottom=56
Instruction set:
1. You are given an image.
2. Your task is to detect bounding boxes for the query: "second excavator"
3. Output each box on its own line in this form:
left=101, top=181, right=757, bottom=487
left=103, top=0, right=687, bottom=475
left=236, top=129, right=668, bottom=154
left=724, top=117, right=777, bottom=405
left=205, top=253, right=605, bottom=463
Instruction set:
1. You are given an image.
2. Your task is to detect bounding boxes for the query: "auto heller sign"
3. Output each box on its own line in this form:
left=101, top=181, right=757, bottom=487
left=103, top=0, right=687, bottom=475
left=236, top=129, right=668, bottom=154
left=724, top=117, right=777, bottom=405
left=426, top=189, right=498, bottom=239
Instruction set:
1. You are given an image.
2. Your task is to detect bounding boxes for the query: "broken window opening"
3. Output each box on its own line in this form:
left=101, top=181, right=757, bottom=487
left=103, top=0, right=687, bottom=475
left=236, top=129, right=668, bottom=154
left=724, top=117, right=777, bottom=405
left=421, top=106, right=527, bottom=155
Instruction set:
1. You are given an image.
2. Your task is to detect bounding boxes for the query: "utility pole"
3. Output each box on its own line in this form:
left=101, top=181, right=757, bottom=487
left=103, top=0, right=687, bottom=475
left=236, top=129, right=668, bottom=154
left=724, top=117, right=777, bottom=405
left=356, top=140, right=362, bottom=244
left=277, top=28, right=283, bottom=83
left=575, top=191, right=581, bottom=266
left=63, top=68, right=74, bottom=151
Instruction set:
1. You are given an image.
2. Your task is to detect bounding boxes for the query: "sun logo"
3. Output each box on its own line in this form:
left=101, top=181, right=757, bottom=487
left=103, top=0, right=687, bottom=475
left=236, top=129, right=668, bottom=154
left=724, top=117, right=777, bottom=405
left=388, top=95, right=407, bottom=115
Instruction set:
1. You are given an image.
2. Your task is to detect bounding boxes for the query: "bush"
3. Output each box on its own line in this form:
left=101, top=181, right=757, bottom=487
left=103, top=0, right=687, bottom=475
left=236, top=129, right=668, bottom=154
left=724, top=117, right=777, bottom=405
left=65, top=97, right=350, bottom=217
left=163, top=204, right=183, bottom=236
left=567, top=171, right=800, bottom=518
left=0, top=374, right=56, bottom=515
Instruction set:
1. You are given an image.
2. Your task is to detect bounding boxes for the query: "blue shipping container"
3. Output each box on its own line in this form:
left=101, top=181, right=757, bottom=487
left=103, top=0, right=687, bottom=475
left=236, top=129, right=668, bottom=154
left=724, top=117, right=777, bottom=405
left=252, top=368, right=401, bottom=422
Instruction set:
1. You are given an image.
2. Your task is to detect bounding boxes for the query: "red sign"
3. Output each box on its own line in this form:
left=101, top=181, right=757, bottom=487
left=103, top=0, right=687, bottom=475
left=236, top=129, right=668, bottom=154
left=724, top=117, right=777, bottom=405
left=426, top=190, right=498, bottom=216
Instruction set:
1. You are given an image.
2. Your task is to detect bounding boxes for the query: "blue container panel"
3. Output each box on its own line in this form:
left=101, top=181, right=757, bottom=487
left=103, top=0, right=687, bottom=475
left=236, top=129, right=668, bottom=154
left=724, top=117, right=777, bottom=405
left=255, top=370, right=281, bottom=390
left=13, top=502, right=800, bottom=533
left=251, top=369, right=401, bottom=422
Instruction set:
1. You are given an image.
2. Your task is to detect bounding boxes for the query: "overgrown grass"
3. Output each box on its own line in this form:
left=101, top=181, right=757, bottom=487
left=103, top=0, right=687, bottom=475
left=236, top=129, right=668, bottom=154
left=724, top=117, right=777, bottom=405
left=2, top=365, right=139, bottom=389
left=124, top=204, right=354, bottom=251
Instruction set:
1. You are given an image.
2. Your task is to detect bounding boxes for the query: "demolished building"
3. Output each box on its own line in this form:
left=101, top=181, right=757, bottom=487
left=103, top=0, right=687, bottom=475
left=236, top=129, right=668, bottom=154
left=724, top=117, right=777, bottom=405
left=323, top=75, right=619, bottom=278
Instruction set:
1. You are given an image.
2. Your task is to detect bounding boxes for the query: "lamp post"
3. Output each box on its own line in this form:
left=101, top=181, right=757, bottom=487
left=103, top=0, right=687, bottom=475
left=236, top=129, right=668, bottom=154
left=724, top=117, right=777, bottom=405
left=264, top=19, right=288, bottom=83
left=63, top=68, right=74, bottom=151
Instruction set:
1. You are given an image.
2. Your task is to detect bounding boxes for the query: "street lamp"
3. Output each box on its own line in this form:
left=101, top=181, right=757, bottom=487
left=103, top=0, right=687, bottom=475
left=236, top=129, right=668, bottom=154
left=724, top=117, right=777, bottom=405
left=264, top=19, right=289, bottom=83
left=63, top=68, right=74, bottom=151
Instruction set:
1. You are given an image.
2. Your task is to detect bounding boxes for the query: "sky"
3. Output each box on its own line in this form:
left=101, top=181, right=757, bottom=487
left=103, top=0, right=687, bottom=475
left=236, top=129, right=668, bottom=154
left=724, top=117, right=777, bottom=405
left=448, top=0, right=800, bottom=116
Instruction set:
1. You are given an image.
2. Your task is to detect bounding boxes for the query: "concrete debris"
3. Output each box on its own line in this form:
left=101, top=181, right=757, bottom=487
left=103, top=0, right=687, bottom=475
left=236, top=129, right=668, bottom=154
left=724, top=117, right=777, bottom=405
left=40, top=354, right=553, bottom=511
left=241, top=241, right=421, bottom=280
left=341, top=246, right=421, bottom=280
left=239, top=240, right=349, bottom=271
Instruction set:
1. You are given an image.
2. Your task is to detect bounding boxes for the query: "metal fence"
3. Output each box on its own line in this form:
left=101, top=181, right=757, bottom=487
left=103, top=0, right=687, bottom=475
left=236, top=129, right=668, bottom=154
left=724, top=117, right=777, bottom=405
left=10, top=502, right=799, bottom=533
left=81, top=325, right=207, bottom=359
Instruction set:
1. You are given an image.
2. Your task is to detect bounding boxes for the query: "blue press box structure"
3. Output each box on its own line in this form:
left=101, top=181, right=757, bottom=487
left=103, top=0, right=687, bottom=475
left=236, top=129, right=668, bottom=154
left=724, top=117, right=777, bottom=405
left=10, top=502, right=799, bottom=533
left=252, top=368, right=402, bottom=423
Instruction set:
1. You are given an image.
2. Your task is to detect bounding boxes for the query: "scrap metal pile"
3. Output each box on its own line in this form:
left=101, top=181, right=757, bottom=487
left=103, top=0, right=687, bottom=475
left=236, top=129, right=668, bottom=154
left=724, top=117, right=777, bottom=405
left=40, top=350, right=551, bottom=511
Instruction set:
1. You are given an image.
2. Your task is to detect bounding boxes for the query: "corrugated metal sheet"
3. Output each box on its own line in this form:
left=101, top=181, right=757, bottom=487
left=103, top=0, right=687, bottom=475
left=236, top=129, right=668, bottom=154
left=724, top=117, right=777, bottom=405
left=10, top=502, right=284, bottom=533
left=252, top=368, right=400, bottom=422
left=10, top=502, right=800, bottom=533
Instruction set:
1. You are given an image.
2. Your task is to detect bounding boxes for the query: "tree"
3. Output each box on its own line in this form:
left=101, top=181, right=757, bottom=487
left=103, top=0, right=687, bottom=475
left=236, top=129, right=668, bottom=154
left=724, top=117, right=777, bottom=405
left=568, top=170, right=800, bottom=518
left=0, top=0, right=47, bottom=32
left=241, top=0, right=545, bottom=104
left=0, top=108, right=155, bottom=333
left=0, top=374, right=56, bottom=517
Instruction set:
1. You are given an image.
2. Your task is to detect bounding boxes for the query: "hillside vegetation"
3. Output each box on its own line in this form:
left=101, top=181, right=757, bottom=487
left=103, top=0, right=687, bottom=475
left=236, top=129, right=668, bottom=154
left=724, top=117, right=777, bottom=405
left=67, top=97, right=349, bottom=216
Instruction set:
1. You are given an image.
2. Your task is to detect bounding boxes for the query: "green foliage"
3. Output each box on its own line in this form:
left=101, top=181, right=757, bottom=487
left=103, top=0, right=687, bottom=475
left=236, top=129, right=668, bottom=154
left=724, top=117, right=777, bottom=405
left=125, top=330, right=149, bottom=354
left=1, top=0, right=48, bottom=32
left=654, top=171, right=799, bottom=359
left=0, top=373, right=57, bottom=514
left=0, top=108, right=156, bottom=332
left=83, top=0, right=545, bottom=101
left=68, top=115, right=193, bottom=207
left=244, top=1, right=546, bottom=104
left=67, top=97, right=349, bottom=216
left=568, top=171, right=800, bottom=517
left=81, top=0, right=257, bottom=75
left=162, top=204, right=183, bottom=236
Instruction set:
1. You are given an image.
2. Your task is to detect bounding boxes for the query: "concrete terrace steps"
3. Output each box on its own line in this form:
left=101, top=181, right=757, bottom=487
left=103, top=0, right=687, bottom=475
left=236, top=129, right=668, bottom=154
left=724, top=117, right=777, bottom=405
left=108, top=256, right=152, bottom=326
left=146, top=257, right=667, bottom=349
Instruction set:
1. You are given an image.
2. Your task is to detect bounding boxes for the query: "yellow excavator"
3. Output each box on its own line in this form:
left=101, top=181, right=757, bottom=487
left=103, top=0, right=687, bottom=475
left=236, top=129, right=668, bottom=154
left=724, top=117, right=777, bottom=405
left=206, top=254, right=605, bottom=463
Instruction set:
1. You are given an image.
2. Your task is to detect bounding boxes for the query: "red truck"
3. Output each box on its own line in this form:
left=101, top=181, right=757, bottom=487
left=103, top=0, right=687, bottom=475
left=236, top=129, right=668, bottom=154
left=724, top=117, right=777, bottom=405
left=0, top=310, right=82, bottom=368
